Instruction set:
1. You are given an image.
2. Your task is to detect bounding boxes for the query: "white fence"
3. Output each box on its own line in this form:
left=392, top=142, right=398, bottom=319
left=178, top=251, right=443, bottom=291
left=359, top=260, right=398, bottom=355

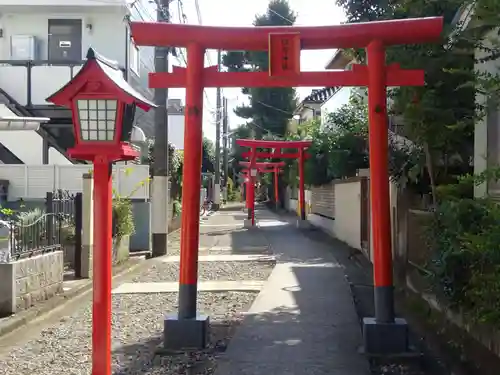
left=0, top=164, right=150, bottom=200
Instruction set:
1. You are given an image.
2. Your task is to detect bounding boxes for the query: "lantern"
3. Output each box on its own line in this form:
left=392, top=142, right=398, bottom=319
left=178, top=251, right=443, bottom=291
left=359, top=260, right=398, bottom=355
left=46, top=48, right=155, bottom=162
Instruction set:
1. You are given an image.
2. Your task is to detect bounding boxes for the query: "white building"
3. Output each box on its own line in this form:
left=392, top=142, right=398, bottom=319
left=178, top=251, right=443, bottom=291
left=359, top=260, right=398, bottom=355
left=0, top=0, right=180, bottom=164
left=288, top=88, right=336, bottom=134
left=320, top=50, right=366, bottom=130
left=166, top=98, right=185, bottom=150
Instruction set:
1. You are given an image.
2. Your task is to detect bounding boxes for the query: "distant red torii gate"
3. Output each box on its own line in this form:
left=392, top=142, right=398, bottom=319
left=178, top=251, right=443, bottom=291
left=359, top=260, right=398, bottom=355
left=240, top=161, right=285, bottom=222
left=130, top=16, right=444, bottom=355
left=238, top=139, right=311, bottom=226
left=241, top=151, right=311, bottom=159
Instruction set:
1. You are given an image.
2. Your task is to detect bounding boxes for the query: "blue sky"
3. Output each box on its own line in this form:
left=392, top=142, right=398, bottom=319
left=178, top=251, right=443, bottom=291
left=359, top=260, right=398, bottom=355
left=166, top=0, right=346, bottom=141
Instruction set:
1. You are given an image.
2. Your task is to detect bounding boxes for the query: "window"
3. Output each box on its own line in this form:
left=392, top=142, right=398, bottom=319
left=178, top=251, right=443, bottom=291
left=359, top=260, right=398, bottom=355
left=129, top=40, right=140, bottom=75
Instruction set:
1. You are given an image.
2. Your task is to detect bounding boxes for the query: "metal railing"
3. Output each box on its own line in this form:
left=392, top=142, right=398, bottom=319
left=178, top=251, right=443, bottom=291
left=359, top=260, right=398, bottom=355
left=0, top=60, right=85, bottom=107
left=0, top=190, right=82, bottom=261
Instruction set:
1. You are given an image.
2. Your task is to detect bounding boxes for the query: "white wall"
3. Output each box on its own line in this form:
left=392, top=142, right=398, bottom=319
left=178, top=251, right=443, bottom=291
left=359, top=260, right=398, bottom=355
left=0, top=104, right=70, bottom=164
left=321, top=87, right=352, bottom=128
left=303, top=176, right=399, bottom=263
left=474, top=28, right=500, bottom=198
left=0, top=130, right=70, bottom=164
left=1, top=164, right=150, bottom=200
left=0, top=0, right=127, bottom=7
left=320, top=87, right=368, bottom=130
left=167, top=114, right=185, bottom=150
left=333, top=182, right=362, bottom=249
left=0, top=8, right=127, bottom=106
left=0, top=9, right=127, bottom=63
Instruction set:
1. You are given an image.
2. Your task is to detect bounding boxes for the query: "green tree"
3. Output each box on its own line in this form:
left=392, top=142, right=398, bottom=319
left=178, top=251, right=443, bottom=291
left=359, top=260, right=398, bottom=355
left=222, top=0, right=298, bottom=138
left=228, top=125, right=254, bottom=184
left=202, top=136, right=215, bottom=173
left=335, top=0, right=483, bottom=204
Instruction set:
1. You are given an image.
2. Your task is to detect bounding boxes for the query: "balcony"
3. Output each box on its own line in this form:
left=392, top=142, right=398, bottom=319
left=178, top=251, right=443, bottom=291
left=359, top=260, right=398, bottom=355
left=0, top=0, right=127, bottom=11
left=0, top=61, right=84, bottom=110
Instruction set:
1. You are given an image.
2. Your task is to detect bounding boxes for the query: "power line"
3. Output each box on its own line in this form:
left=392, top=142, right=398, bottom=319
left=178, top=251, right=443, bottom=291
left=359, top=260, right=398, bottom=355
left=268, top=8, right=294, bottom=25
left=176, top=0, right=215, bottom=116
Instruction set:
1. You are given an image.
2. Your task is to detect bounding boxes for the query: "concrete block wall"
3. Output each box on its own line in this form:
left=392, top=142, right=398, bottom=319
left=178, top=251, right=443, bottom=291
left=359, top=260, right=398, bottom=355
left=0, top=250, right=64, bottom=315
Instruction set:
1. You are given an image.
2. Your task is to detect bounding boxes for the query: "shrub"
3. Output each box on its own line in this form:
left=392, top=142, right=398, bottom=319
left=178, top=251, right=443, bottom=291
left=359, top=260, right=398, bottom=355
left=426, top=197, right=500, bottom=326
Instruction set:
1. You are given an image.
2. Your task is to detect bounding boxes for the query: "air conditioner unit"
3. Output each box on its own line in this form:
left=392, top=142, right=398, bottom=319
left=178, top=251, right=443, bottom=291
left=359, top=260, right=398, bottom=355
left=10, top=35, right=38, bottom=60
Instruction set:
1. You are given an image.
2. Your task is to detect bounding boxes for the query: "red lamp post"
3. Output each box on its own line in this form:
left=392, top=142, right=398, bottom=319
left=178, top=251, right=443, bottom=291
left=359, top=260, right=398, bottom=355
left=46, top=48, right=155, bottom=375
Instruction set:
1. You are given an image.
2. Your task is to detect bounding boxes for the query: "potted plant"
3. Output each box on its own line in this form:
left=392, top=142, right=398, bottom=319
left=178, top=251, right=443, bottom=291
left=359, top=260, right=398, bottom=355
left=112, top=196, right=134, bottom=264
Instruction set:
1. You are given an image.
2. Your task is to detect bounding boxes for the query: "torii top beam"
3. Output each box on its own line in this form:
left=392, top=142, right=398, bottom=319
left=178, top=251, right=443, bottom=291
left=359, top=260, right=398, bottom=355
left=239, top=161, right=286, bottom=168
left=242, top=168, right=280, bottom=174
left=236, top=139, right=312, bottom=149
left=241, top=151, right=311, bottom=160
left=130, top=17, right=443, bottom=50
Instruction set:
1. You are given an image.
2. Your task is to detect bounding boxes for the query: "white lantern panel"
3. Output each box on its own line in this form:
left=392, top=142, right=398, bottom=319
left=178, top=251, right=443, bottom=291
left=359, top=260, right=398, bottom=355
left=77, top=99, right=118, bottom=141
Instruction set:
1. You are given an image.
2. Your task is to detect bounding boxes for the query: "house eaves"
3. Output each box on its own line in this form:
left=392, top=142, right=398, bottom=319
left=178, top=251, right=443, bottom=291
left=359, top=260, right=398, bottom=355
left=325, top=49, right=355, bottom=70
left=446, top=1, right=476, bottom=49
left=294, top=87, right=339, bottom=115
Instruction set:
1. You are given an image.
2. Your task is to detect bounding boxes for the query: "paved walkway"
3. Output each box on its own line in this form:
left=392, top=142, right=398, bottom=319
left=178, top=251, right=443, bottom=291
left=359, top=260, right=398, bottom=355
left=0, top=203, right=369, bottom=374
left=215, top=206, right=370, bottom=375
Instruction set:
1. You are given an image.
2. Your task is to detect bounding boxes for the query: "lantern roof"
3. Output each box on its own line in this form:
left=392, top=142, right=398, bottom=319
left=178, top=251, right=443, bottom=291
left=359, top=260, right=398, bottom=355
left=46, top=48, right=156, bottom=111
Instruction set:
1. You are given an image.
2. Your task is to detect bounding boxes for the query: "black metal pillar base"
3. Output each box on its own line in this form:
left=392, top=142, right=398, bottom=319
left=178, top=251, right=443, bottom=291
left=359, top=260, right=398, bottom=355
left=163, top=313, right=210, bottom=350
left=151, top=233, right=167, bottom=257
left=212, top=203, right=220, bottom=211
left=362, top=317, right=409, bottom=355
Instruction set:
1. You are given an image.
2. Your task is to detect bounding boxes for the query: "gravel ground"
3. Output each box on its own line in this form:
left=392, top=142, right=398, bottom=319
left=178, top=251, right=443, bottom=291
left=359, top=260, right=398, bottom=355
left=371, top=361, right=427, bottom=375
left=167, top=247, right=272, bottom=256
left=132, top=261, right=275, bottom=283
left=0, top=291, right=257, bottom=375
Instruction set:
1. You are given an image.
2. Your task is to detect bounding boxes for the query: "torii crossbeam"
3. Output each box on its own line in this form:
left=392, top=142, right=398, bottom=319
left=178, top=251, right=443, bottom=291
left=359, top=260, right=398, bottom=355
left=130, top=16, right=443, bottom=355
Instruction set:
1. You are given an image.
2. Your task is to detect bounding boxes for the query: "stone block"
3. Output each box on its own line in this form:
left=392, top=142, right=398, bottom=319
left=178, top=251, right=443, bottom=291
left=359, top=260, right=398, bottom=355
left=0, top=262, right=15, bottom=315
left=362, top=317, right=409, bottom=355
left=296, top=219, right=311, bottom=229
left=113, top=235, right=130, bottom=265
left=163, top=314, right=210, bottom=350
left=81, top=244, right=93, bottom=278
left=0, top=250, right=64, bottom=316
left=63, top=244, right=75, bottom=268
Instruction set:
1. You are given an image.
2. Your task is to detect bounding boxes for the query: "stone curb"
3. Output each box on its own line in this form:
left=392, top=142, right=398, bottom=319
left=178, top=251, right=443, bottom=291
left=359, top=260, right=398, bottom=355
left=0, top=259, right=144, bottom=338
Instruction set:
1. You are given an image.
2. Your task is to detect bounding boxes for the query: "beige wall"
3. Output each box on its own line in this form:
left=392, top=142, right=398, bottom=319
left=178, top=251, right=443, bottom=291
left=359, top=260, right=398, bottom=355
left=303, top=174, right=399, bottom=264
left=334, top=182, right=362, bottom=249
left=474, top=28, right=500, bottom=198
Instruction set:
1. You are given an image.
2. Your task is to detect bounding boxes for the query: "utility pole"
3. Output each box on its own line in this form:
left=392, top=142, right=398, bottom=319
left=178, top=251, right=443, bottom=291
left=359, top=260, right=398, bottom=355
left=222, top=97, right=229, bottom=202
left=151, top=0, right=170, bottom=257
left=213, top=50, right=222, bottom=210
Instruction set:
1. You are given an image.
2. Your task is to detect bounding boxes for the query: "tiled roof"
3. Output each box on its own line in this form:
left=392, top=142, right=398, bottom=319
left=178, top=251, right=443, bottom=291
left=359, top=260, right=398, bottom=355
left=303, top=87, right=338, bottom=104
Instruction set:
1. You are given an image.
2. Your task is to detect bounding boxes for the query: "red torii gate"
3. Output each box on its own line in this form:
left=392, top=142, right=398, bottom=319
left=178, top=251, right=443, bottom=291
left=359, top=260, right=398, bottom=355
left=239, top=160, right=285, bottom=225
left=241, top=166, right=282, bottom=208
left=240, top=165, right=283, bottom=202
left=130, top=16, right=443, bottom=355
left=241, top=148, right=312, bottom=212
left=240, top=167, right=283, bottom=210
left=238, top=139, right=311, bottom=227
